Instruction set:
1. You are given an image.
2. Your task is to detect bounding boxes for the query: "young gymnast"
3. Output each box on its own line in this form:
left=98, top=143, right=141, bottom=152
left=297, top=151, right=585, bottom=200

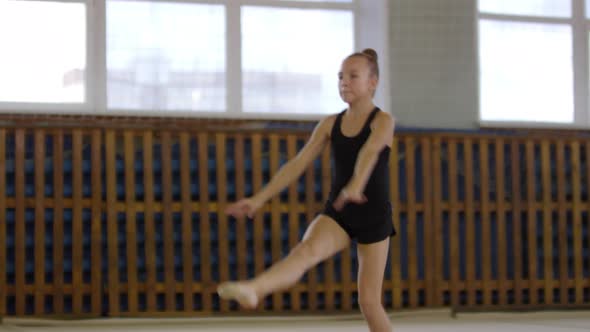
left=218, top=48, right=396, bottom=332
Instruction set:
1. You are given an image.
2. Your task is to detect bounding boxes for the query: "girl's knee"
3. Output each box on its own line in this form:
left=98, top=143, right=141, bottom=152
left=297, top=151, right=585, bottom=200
left=289, top=241, right=323, bottom=265
left=358, top=294, right=383, bottom=312
left=289, top=241, right=321, bottom=271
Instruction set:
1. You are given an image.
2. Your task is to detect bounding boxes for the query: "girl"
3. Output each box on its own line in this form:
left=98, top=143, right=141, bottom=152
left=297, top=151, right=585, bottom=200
left=219, top=48, right=396, bottom=332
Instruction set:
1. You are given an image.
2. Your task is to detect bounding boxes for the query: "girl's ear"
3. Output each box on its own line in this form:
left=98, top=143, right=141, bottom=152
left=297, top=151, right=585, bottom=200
left=370, top=75, right=378, bottom=92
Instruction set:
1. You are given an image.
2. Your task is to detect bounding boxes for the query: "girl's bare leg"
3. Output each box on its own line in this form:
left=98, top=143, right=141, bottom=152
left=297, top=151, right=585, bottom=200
left=357, top=237, right=392, bottom=332
left=218, top=215, right=350, bottom=308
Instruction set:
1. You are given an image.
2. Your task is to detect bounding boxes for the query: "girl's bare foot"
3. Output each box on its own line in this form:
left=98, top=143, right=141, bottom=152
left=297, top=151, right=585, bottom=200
left=217, top=282, right=259, bottom=309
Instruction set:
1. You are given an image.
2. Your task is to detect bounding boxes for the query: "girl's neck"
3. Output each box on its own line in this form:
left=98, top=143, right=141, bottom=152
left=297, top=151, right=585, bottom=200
left=346, top=99, right=375, bottom=116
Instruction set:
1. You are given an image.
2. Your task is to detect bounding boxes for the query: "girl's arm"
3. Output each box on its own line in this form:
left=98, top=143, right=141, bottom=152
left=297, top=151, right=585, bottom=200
left=253, top=115, right=335, bottom=205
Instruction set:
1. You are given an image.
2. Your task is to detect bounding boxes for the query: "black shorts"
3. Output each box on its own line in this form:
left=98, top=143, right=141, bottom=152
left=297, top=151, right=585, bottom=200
left=321, top=200, right=396, bottom=244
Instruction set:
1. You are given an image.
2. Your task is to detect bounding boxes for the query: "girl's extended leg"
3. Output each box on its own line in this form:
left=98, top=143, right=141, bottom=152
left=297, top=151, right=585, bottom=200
left=357, top=237, right=392, bottom=332
left=218, top=215, right=350, bottom=308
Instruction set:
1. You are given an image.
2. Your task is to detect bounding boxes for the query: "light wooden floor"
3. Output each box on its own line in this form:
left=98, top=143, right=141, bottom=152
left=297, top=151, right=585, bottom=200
left=2, top=310, right=589, bottom=331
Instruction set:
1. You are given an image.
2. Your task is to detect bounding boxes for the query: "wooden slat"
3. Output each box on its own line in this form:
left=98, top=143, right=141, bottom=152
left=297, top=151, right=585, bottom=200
left=429, top=136, right=442, bottom=307
left=214, top=133, right=229, bottom=312
left=3, top=196, right=581, bottom=213
left=105, top=130, right=120, bottom=314
left=143, top=131, right=157, bottom=312
left=161, top=132, right=175, bottom=311
left=540, top=140, right=552, bottom=304
left=5, top=127, right=590, bottom=316
left=390, top=136, right=402, bottom=309
left=433, top=278, right=590, bottom=290
left=495, top=139, right=508, bottom=305
left=286, top=135, right=300, bottom=311
left=21, top=277, right=590, bottom=295
left=197, top=133, right=212, bottom=311
left=525, top=139, right=538, bottom=305
left=53, top=130, right=65, bottom=314
left=463, top=138, right=476, bottom=306
left=124, top=131, right=138, bottom=314
left=447, top=302, right=590, bottom=314
left=251, top=135, right=265, bottom=312
left=72, top=130, right=84, bottom=314
left=555, top=140, right=568, bottom=305
left=571, top=141, right=583, bottom=304
left=320, top=147, right=335, bottom=310
left=180, top=132, right=194, bottom=312
left=268, top=134, right=282, bottom=311
left=234, top=135, right=247, bottom=282
left=90, top=129, right=102, bottom=314
left=510, top=141, right=523, bottom=305
left=15, top=129, right=25, bottom=315
left=421, top=137, right=434, bottom=306
left=34, top=130, right=45, bottom=314
left=448, top=140, right=460, bottom=307
left=0, top=278, right=463, bottom=294
left=479, top=139, right=492, bottom=305
left=305, top=145, right=318, bottom=310
left=405, top=137, right=418, bottom=308
left=0, top=130, right=5, bottom=317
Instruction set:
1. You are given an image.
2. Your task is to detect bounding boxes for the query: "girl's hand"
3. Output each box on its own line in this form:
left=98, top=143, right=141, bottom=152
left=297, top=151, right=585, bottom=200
left=333, top=187, right=367, bottom=211
left=225, top=197, right=263, bottom=219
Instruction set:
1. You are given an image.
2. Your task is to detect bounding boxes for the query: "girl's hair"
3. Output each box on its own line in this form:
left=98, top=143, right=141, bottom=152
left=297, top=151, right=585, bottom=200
left=346, top=48, right=379, bottom=78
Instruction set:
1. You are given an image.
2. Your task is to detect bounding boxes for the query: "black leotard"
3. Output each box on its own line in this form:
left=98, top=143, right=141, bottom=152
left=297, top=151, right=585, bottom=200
left=322, top=107, right=396, bottom=244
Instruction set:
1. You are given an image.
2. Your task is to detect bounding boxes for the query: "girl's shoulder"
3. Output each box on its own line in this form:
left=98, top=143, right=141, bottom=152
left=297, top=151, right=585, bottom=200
left=319, top=112, right=341, bottom=129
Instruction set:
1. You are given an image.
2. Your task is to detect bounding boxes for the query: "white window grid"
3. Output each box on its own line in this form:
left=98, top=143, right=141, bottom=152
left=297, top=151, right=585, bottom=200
left=0, top=0, right=390, bottom=120
left=477, top=0, right=590, bottom=129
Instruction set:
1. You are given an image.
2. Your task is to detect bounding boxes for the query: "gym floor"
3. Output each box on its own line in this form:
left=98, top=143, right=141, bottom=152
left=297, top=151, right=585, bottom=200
left=1, top=310, right=589, bottom=331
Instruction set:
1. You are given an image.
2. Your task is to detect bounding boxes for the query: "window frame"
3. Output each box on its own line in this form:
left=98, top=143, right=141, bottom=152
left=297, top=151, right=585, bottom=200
left=476, top=0, right=589, bottom=129
left=0, top=0, right=390, bottom=120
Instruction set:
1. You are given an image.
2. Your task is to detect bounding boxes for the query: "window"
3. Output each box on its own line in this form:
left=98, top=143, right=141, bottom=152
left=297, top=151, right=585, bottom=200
left=479, top=20, right=573, bottom=123
left=478, top=0, right=570, bottom=18
left=2, top=0, right=388, bottom=118
left=107, top=1, right=226, bottom=111
left=241, top=6, right=353, bottom=114
left=0, top=0, right=86, bottom=104
left=477, top=0, right=587, bottom=127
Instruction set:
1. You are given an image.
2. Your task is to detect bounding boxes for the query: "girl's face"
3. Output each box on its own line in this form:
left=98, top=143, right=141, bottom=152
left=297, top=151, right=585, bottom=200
left=338, top=56, right=377, bottom=105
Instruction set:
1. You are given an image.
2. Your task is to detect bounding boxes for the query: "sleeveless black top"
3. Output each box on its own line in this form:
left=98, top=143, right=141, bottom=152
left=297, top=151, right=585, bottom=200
left=328, top=107, right=391, bottom=210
